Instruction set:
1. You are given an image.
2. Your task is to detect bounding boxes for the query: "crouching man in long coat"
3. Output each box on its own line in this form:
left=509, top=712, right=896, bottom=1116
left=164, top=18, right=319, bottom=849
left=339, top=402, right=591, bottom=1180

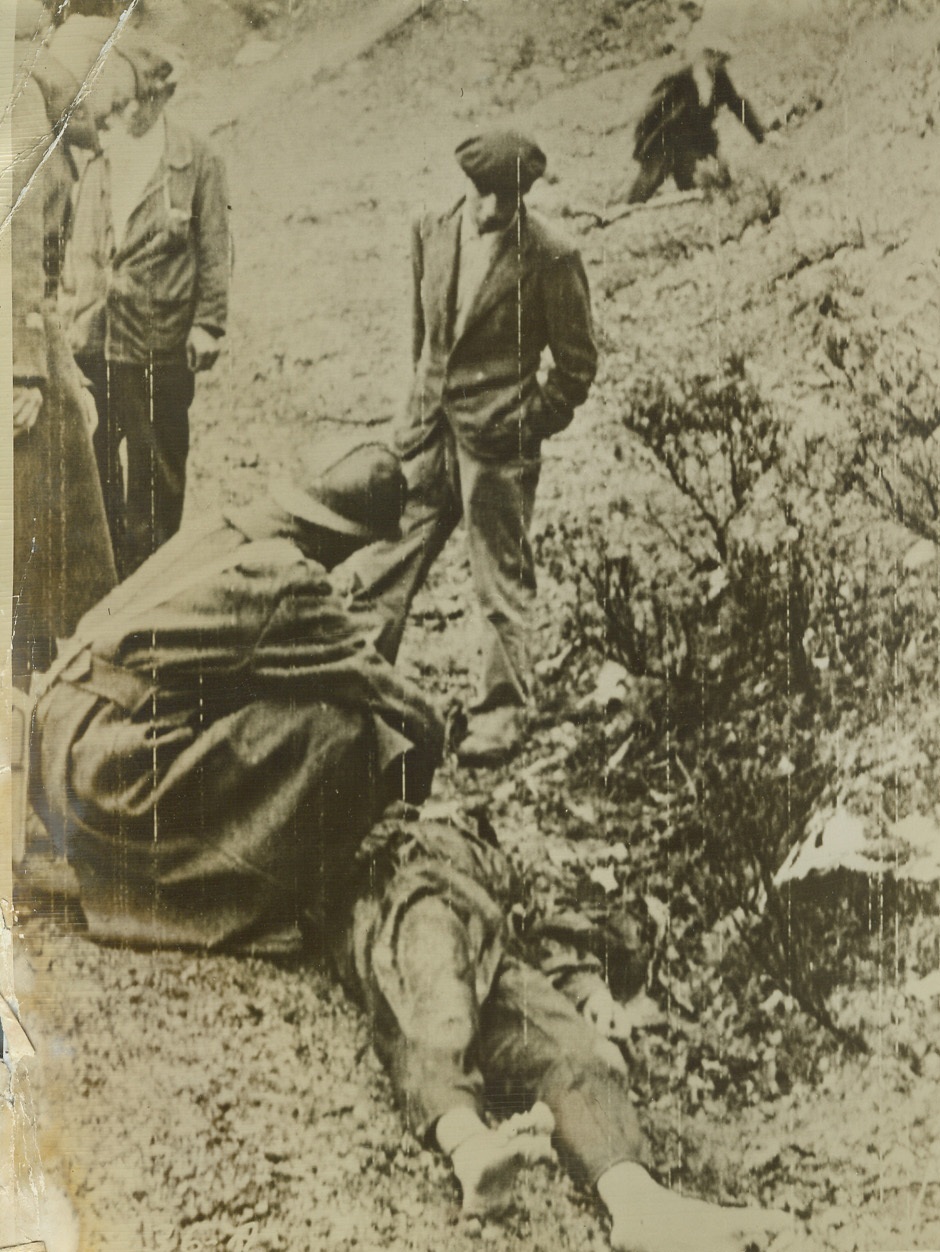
left=32, top=444, right=444, bottom=955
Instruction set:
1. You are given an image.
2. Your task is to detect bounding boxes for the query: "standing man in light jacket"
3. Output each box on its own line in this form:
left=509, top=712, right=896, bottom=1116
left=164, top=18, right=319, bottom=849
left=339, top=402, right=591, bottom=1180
left=350, top=130, right=598, bottom=767
left=63, top=41, right=231, bottom=575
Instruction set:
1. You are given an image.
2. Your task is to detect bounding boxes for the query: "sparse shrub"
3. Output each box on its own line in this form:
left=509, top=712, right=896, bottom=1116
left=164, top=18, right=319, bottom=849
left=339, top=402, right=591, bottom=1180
left=617, top=354, right=783, bottom=560
left=831, top=331, right=940, bottom=541
left=510, top=33, right=537, bottom=73
left=536, top=334, right=940, bottom=1078
left=553, top=356, right=855, bottom=1041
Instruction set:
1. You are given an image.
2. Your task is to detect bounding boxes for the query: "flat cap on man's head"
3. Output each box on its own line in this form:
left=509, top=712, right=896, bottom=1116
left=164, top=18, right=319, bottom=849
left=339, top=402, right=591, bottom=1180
left=455, top=130, right=547, bottom=195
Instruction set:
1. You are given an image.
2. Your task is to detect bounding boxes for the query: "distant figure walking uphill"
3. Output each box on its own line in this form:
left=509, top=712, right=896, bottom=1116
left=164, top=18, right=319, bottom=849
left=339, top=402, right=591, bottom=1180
left=627, top=5, right=764, bottom=204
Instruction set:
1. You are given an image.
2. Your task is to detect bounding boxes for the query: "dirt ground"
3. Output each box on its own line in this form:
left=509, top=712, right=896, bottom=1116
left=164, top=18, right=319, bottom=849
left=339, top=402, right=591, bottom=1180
left=9, top=0, right=940, bottom=1249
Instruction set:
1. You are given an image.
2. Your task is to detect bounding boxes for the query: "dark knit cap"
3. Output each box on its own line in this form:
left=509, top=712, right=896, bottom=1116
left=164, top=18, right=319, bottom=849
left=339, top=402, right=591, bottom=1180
left=455, top=130, right=547, bottom=194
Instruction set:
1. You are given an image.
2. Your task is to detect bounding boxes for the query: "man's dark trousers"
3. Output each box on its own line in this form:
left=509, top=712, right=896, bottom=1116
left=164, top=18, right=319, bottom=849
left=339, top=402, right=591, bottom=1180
left=82, top=355, right=195, bottom=577
left=333, top=822, right=644, bottom=1185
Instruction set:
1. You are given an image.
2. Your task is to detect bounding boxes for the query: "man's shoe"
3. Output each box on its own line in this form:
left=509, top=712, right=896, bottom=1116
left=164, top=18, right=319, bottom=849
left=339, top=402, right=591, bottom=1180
left=456, top=707, right=524, bottom=768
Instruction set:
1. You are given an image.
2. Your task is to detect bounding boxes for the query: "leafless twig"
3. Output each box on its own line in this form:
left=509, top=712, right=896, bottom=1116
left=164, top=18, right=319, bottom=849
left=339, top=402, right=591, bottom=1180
left=568, top=189, right=705, bottom=229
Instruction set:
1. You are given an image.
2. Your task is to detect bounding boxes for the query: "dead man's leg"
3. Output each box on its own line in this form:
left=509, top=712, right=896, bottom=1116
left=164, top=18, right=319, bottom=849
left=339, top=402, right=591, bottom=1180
left=598, top=1165, right=790, bottom=1252
left=436, top=1102, right=555, bottom=1218
left=479, top=958, right=642, bottom=1185
left=479, top=960, right=790, bottom=1252
left=341, top=891, right=552, bottom=1215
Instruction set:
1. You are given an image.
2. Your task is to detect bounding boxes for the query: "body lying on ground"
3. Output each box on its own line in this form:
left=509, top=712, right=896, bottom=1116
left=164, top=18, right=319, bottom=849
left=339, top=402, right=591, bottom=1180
left=332, top=807, right=790, bottom=1251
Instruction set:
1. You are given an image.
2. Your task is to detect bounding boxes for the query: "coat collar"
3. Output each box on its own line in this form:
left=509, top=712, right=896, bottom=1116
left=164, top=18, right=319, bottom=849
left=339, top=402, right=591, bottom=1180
left=424, top=198, right=536, bottom=346
left=455, top=202, right=533, bottom=341
left=423, top=200, right=463, bottom=348
left=103, top=119, right=194, bottom=259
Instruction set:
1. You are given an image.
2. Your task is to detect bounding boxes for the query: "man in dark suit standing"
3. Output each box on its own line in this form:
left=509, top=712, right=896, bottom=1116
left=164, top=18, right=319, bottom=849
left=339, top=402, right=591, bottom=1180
left=350, top=130, right=598, bottom=767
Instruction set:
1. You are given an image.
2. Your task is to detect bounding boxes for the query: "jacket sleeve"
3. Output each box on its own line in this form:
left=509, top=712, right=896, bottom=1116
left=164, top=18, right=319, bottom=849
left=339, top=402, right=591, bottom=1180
left=58, top=156, right=105, bottom=361
left=533, top=247, right=598, bottom=439
left=713, top=65, right=765, bottom=142
left=410, top=215, right=426, bottom=369
left=633, top=72, right=688, bottom=159
left=191, top=144, right=232, bottom=336
left=11, top=80, right=50, bottom=386
left=248, top=562, right=446, bottom=767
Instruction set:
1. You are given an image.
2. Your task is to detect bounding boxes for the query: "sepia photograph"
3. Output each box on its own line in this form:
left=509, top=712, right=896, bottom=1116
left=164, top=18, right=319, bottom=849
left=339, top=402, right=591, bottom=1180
left=3, top=0, right=940, bottom=1249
